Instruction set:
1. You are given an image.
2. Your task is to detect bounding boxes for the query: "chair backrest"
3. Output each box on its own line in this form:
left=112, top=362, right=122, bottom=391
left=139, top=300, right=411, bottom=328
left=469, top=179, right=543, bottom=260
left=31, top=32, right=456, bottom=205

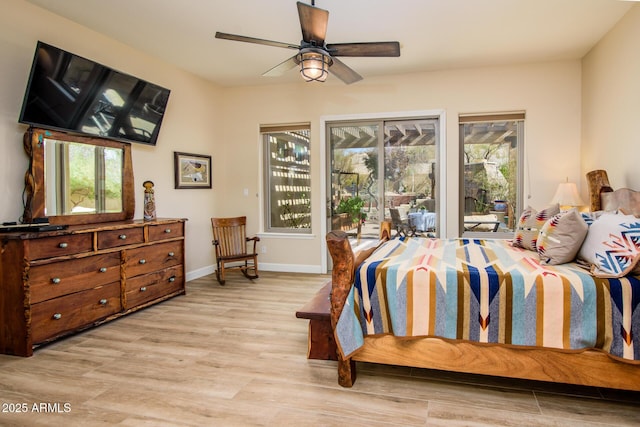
left=389, top=208, right=402, bottom=226
left=211, top=216, right=248, bottom=257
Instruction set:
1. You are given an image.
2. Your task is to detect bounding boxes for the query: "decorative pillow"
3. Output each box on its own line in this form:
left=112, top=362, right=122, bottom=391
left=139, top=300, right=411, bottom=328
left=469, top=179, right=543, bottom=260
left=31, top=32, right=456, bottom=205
left=513, top=204, right=560, bottom=251
left=537, top=209, right=588, bottom=265
left=580, top=211, right=606, bottom=227
left=577, top=212, right=640, bottom=278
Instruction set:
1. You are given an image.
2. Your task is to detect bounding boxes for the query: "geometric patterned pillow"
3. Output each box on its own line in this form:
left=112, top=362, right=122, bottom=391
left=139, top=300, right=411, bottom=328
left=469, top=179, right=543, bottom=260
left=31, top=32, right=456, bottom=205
left=577, top=212, right=640, bottom=278
left=537, top=209, right=588, bottom=265
left=513, top=204, right=560, bottom=251
left=580, top=211, right=605, bottom=227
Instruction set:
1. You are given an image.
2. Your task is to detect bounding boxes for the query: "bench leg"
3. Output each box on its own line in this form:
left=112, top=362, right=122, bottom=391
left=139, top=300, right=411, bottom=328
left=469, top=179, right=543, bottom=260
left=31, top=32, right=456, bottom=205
left=307, top=319, right=337, bottom=361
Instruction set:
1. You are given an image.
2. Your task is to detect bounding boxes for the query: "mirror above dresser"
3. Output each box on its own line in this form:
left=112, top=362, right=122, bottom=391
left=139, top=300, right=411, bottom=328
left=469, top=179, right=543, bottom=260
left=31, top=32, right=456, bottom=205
left=22, top=127, right=135, bottom=225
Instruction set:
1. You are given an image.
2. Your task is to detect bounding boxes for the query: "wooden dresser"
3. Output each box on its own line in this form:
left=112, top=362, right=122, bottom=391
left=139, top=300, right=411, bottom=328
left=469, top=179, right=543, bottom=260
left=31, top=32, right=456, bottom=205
left=0, top=218, right=186, bottom=356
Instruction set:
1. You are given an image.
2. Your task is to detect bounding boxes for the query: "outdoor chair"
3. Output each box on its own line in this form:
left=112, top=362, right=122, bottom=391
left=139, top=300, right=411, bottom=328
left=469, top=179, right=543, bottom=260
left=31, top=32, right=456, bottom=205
left=211, top=216, right=260, bottom=285
left=389, top=208, right=417, bottom=238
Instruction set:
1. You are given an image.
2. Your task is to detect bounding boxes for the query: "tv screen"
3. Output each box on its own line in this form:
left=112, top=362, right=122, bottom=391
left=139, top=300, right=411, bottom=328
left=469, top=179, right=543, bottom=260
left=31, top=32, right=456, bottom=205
left=19, top=41, right=170, bottom=146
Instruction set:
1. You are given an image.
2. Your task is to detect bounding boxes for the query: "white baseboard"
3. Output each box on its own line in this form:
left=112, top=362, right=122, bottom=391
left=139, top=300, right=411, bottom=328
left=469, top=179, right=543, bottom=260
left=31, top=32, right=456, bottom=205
left=185, top=265, right=215, bottom=282
left=258, top=263, right=323, bottom=274
left=185, top=263, right=322, bottom=281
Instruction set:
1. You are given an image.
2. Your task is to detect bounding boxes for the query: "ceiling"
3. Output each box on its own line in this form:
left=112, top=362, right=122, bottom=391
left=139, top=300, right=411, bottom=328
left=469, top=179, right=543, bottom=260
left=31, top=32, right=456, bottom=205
left=26, top=0, right=635, bottom=87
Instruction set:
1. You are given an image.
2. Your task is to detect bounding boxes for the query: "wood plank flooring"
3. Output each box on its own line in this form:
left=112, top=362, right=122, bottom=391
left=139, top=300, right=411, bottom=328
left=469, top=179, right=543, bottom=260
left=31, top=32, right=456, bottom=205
left=1, top=271, right=639, bottom=426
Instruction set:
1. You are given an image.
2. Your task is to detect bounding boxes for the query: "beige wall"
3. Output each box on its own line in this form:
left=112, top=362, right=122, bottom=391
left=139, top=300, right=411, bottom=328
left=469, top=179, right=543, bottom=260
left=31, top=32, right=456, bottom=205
left=220, top=61, right=583, bottom=271
left=0, top=0, right=591, bottom=277
left=582, top=4, right=640, bottom=191
left=0, top=0, right=223, bottom=277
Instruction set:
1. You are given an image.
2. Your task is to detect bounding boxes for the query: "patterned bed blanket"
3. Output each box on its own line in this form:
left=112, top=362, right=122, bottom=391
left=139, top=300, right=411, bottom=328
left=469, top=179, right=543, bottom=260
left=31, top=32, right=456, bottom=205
left=335, top=237, right=640, bottom=361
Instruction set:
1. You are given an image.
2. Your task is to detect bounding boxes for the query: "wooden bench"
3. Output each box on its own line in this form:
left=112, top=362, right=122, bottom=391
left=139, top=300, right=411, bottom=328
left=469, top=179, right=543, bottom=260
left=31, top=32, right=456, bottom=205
left=295, top=281, right=337, bottom=360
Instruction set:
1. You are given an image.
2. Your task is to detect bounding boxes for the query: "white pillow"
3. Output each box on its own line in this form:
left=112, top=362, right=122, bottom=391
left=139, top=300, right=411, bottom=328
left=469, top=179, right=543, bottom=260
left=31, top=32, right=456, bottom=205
left=578, top=212, right=640, bottom=278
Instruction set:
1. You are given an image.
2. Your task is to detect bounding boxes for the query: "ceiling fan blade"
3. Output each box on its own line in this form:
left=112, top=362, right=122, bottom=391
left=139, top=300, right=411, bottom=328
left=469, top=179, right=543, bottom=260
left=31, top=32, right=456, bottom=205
left=215, top=32, right=300, bottom=50
left=297, top=1, right=328, bottom=45
left=327, top=42, right=401, bottom=57
left=263, top=55, right=298, bottom=77
left=329, top=57, right=363, bottom=85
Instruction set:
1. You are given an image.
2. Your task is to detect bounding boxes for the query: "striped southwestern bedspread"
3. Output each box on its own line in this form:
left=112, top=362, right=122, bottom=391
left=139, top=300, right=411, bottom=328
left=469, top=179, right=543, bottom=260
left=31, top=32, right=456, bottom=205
left=335, top=237, right=640, bottom=362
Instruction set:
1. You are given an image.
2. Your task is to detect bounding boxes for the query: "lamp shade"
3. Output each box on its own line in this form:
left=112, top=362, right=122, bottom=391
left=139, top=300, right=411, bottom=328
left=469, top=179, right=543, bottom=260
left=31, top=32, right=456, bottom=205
left=297, top=48, right=332, bottom=82
left=551, top=182, right=585, bottom=209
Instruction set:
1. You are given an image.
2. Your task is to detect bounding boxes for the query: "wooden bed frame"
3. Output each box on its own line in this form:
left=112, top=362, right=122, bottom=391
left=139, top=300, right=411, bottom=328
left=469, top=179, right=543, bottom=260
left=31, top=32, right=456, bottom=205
left=326, top=170, right=640, bottom=390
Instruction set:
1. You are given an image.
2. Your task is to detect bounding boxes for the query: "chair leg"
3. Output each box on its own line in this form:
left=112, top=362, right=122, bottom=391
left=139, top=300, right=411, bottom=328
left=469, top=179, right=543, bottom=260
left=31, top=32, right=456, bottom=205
left=216, top=260, right=226, bottom=285
left=241, top=258, right=259, bottom=280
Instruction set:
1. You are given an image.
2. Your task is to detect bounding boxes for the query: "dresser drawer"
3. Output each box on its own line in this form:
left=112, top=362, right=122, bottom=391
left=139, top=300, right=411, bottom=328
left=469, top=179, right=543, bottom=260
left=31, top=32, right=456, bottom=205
left=125, top=241, right=183, bottom=277
left=124, top=265, right=184, bottom=309
left=98, top=227, right=144, bottom=250
left=31, top=281, right=121, bottom=344
left=29, top=252, right=121, bottom=304
left=27, top=234, right=93, bottom=260
left=148, top=222, right=184, bottom=242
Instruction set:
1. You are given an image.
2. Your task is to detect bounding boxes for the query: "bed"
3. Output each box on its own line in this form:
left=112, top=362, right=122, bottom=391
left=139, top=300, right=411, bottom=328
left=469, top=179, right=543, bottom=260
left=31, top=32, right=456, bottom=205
left=326, top=170, right=640, bottom=390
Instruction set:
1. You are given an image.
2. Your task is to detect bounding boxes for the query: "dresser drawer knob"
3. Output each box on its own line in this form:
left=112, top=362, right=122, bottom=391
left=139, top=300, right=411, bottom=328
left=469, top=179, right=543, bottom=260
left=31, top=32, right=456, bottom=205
left=168, top=252, right=175, bottom=257
left=139, top=259, right=146, bottom=264
left=168, top=276, right=176, bottom=283
left=119, top=234, right=127, bottom=240
left=164, top=228, right=172, bottom=234
left=140, top=286, right=147, bottom=292
left=52, top=313, right=62, bottom=320
left=99, top=299, right=108, bottom=305
left=51, top=277, right=61, bottom=284
left=58, top=242, right=68, bottom=249
left=99, top=267, right=108, bottom=273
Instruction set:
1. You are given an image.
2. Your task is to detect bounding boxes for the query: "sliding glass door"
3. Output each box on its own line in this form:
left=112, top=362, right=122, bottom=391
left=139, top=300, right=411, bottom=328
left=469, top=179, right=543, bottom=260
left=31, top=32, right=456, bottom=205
left=327, top=117, right=440, bottom=242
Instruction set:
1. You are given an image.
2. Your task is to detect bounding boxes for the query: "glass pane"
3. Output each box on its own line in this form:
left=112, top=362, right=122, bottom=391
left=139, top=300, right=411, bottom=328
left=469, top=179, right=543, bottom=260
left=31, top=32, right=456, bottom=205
left=44, top=140, right=123, bottom=216
left=264, top=129, right=311, bottom=232
left=384, top=119, right=438, bottom=236
left=62, top=55, right=95, bottom=95
left=329, top=124, right=379, bottom=240
left=462, top=120, right=520, bottom=233
left=80, top=73, right=137, bottom=137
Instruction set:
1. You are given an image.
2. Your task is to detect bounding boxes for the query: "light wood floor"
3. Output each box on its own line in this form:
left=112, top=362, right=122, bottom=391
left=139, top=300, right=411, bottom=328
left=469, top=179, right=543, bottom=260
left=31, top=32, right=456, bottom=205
left=1, top=271, right=639, bottom=426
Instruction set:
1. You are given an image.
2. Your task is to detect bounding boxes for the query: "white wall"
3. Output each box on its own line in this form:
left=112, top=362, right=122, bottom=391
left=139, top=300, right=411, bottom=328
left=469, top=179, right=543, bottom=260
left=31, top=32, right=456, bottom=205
left=1, top=0, right=586, bottom=277
left=582, top=5, right=640, bottom=191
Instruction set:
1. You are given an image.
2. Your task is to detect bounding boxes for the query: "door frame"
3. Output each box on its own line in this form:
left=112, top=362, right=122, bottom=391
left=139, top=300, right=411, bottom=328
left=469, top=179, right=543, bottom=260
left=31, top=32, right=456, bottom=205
left=320, top=109, right=447, bottom=273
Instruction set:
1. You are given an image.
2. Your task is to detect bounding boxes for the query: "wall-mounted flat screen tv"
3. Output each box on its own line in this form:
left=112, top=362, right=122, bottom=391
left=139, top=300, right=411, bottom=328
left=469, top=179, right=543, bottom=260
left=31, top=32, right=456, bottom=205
left=19, top=41, right=170, bottom=146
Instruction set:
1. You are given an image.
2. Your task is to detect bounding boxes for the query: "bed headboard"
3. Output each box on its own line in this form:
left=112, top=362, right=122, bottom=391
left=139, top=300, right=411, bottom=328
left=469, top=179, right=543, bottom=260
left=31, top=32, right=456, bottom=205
left=586, top=169, right=640, bottom=216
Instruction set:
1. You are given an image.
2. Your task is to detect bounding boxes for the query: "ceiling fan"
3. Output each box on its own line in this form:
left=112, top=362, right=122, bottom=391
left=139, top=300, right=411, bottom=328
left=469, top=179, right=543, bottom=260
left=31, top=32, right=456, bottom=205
left=215, top=1, right=400, bottom=84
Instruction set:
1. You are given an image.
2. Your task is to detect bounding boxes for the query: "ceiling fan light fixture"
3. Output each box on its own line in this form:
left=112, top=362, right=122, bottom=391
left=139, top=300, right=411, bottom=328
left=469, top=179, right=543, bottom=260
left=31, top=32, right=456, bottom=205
left=297, top=48, right=332, bottom=82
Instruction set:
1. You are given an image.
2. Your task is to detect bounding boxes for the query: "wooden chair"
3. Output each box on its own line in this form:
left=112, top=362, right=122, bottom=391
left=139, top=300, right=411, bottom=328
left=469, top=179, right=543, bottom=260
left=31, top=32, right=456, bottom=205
left=211, top=216, right=260, bottom=285
left=389, top=208, right=416, bottom=238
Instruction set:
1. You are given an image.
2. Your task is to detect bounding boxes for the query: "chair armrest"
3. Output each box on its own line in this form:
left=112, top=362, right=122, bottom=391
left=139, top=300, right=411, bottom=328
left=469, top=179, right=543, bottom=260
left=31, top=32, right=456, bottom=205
left=246, top=235, right=260, bottom=253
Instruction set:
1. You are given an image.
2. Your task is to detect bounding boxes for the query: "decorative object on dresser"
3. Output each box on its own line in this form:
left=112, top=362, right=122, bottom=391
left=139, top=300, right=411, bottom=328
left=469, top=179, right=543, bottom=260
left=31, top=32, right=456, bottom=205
left=143, top=180, right=157, bottom=221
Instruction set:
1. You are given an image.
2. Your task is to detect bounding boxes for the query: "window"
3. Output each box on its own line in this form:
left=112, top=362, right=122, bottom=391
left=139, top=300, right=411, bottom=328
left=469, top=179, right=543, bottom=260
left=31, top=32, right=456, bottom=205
left=262, top=124, right=311, bottom=233
left=459, top=113, right=524, bottom=237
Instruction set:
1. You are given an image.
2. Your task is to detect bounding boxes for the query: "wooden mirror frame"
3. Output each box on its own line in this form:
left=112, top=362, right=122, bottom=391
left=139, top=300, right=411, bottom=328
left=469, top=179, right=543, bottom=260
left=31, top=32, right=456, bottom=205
left=22, top=127, right=135, bottom=225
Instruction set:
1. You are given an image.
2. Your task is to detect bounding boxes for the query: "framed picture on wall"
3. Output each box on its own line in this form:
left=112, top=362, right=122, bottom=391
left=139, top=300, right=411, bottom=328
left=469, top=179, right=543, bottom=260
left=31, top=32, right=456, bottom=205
left=174, top=152, right=212, bottom=189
